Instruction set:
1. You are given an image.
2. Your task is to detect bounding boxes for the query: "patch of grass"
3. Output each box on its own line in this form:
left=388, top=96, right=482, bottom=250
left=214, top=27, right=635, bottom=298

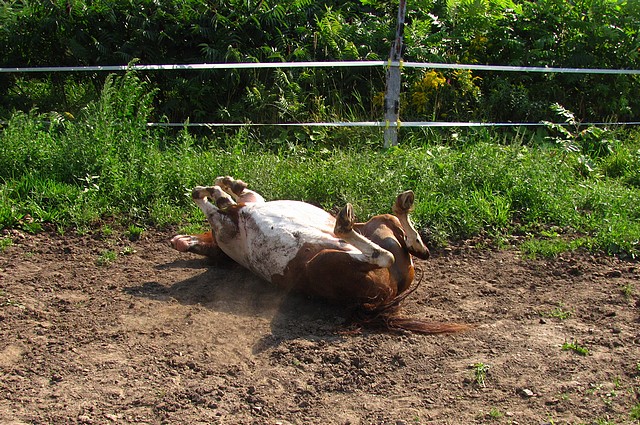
left=488, top=407, right=503, bottom=421
left=630, top=402, right=640, bottom=420
left=471, top=362, right=490, bottom=387
left=126, top=225, right=144, bottom=241
left=177, top=223, right=209, bottom=236
left=521, top=237, right=591, bottom=259
left=101, top=225, right=114, bottom=237
left=621, top=283, right=635, bottom=300
left=541, top=303, right=573, bottom=320
left=1, top=72, right=639, bottom=259
left=613, top=375, right=622, bottom=389
left=0, top=237, right=12, bottom=252
left=120, top=246, right=136, bottom=256
left=561, top=340, right=590, bottom=356
left=96, top=249, right=117, bottom=266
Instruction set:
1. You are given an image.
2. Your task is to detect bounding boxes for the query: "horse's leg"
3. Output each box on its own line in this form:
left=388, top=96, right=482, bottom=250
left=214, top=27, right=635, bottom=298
left=170, top=230, right=226, bottom=259
left=191, top=185, right=237, bottom=212
left=334, top=203, right=395, bottom=269
left=392, top=190, right=430, bottom=259
left=214, top=176, right=265, bottom=204
left=170, top=185, right=238, bottom=258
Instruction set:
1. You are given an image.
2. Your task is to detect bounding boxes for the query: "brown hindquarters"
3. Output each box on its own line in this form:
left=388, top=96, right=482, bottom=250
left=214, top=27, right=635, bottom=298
left=273, top=246, right=396, bottom=306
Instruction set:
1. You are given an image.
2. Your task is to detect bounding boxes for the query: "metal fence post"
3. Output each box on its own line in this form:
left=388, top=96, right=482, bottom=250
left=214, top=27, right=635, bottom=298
left=383, top=0, right=407, bottom=148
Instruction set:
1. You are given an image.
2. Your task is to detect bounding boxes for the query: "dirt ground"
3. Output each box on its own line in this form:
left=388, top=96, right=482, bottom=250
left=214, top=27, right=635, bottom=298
left=1, top=228, right=639, bottom=425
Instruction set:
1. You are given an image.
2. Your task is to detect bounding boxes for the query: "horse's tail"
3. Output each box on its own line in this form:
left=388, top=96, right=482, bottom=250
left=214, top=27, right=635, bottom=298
left=357, top=266, right=472, bottom=335
left=384, top=315, right=472, bottom=334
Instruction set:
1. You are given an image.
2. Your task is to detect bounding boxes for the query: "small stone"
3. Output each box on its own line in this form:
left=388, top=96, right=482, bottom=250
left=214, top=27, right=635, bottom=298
left=518, top=388, right=535, bottom=398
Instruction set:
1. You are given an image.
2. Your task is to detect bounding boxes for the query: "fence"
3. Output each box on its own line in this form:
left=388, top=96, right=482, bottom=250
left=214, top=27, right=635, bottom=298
left=2, top=0, right=640, bottom=146
left=2, top=60, right=640, bottom=144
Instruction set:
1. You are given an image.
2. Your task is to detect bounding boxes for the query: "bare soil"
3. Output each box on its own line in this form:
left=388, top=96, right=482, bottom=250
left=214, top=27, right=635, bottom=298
left=1, top=229, right=639, bottom=424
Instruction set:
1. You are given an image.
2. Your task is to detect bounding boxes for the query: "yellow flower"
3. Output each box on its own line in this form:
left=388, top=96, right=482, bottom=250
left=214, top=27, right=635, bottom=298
left=409, top=70, right=446, bottom=113
left=415, top=70, right=446, bottom=92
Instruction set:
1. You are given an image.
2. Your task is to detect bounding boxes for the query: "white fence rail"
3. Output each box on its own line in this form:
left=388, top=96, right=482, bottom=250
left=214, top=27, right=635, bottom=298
left=2, top=61, right=640, bottom=131
left=3, top=61, right=640, bottom=74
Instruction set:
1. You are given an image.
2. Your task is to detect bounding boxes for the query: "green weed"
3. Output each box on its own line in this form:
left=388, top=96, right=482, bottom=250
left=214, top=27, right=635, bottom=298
left=96, top=250, right=117, bottom=266
left=621, top=283, right=635, bottom=300
left=471, top=362, right=490, bottom=387
left=488, top=407, right=503, bottom=421
left=0, top=237, right=11, bottom=252
left=541, top=304, right=573, bottom=320
left=126, top=225, right=144, bottom=241
left=613, top=375, right=622, bottom=389
left=101, top=225, right=113, bottom=237
left=630, top=402, right=640, bottom=420
left=561, top=340, right=590, bottom=356
left=120, top=246, right=136, bottom=256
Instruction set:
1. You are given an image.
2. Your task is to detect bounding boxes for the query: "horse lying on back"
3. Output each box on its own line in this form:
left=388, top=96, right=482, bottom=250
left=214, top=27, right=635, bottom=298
left=171, top=176, right=468, bottom=334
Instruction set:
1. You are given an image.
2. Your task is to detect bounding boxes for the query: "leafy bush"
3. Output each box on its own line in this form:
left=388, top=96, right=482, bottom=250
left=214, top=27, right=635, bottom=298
left=1, top=0, right=639, bottom=125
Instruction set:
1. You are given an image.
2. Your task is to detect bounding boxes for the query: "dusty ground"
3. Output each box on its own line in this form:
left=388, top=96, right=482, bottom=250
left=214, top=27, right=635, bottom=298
left=0, top=228, right=639, bottom=425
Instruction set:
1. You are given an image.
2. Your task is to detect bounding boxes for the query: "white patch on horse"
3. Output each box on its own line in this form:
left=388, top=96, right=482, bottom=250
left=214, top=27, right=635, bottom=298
left=236, top=200, right=342, bottom=281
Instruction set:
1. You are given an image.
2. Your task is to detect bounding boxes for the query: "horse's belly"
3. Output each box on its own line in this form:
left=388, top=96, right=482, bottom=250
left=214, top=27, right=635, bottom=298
left=223, top=200, right=345, bottom=282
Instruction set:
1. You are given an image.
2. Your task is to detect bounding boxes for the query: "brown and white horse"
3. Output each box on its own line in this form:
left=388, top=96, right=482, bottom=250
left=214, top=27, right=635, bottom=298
left=171, top=176, right=467, bottom=334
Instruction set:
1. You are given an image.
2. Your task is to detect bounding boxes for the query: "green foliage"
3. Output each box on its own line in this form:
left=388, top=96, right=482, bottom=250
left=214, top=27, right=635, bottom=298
left=1, top=71, right=640, bottom=260
left=1, top=0, right=639, bottom=126
left=0, top=0, right=389, bottom=124
left=561, top=340, right=590, bottom=356
left=471, top=362, right=490, bottom=387
left=406, top=0, right=640, bottom=122
left=126, top=225, right=145, bottom=241
left=487, top=407, right=503, bottom=421
left=96, top=249, right=117, bottom=266
left=621, top=283, right=635, bottom=300
left=521, top=237, right=590, bottom=259
left=631, top=402, right=640, bottom=420
left=543, top=103, right=618, bottom=178
left=0, top=237, right=12, bottom=252
left=540, top=304, right=573, bottom=320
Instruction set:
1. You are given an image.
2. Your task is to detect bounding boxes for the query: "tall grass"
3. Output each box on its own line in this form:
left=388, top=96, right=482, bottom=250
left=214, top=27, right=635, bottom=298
left=1, top=71, right=639, bottom=258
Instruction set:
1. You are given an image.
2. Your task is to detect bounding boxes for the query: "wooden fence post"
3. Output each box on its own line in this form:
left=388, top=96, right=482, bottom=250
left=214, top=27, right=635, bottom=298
left=383, top=0, right=407, bottom=148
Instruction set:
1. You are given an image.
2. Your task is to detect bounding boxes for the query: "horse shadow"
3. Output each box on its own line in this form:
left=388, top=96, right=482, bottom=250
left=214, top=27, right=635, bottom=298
left=125, top=257, right=350, bottom=352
